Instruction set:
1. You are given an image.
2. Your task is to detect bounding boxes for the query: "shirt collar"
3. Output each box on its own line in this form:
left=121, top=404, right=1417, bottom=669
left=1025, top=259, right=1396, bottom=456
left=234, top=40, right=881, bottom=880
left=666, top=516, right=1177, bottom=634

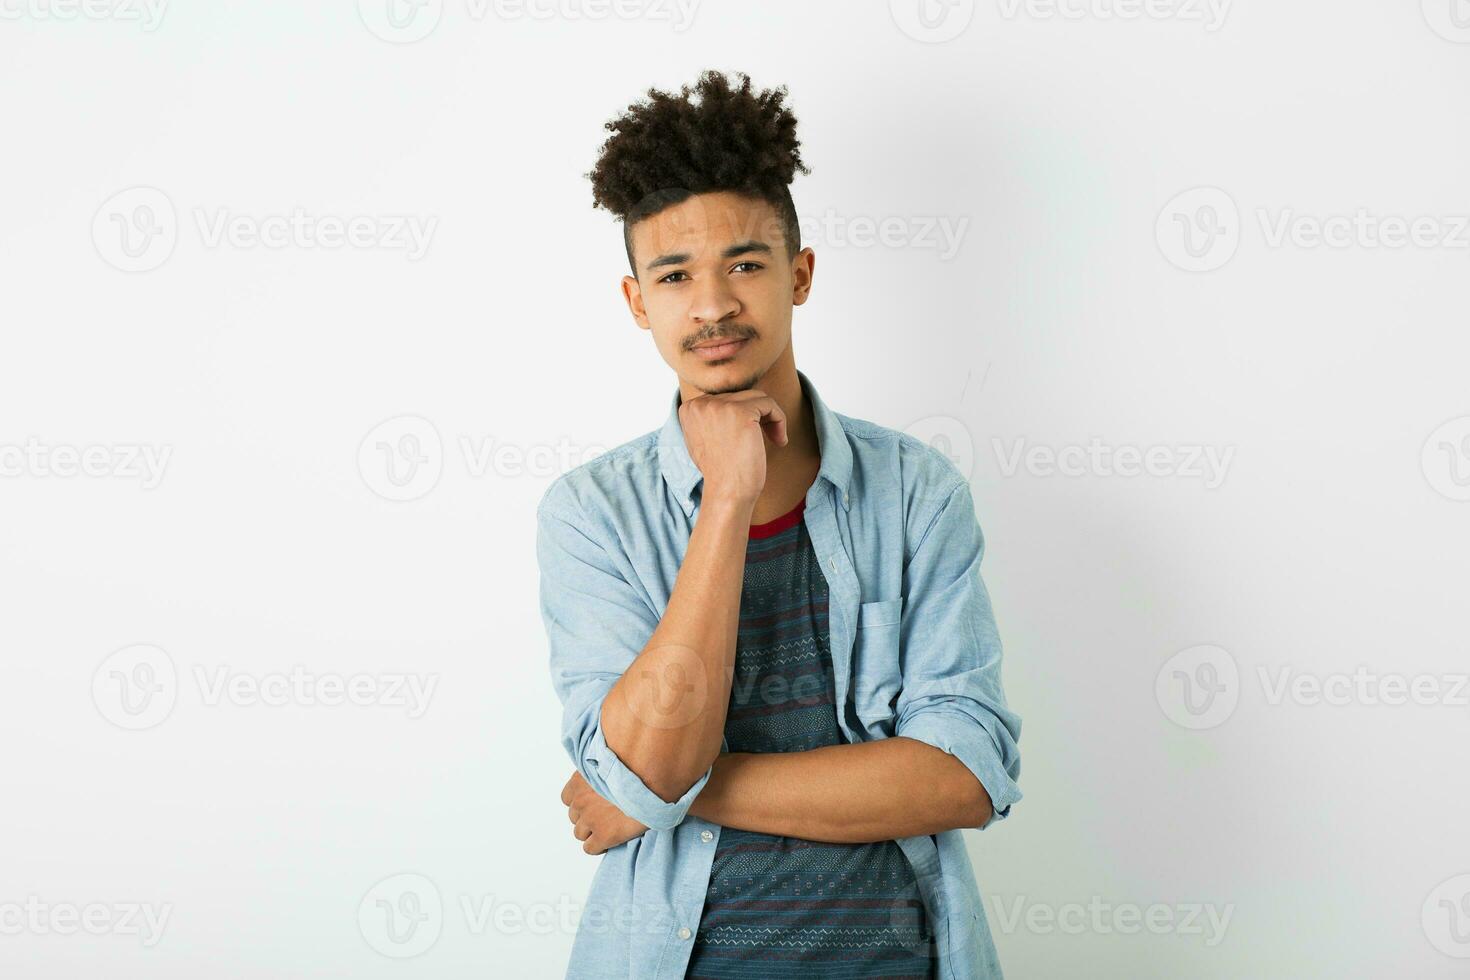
left=657, top=368, right=853, bottom=517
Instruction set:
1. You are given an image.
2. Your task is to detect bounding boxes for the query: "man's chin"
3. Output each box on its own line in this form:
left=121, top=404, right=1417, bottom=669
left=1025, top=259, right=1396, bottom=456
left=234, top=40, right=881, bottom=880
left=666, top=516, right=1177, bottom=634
left=690, top=366, right=764, bottom=397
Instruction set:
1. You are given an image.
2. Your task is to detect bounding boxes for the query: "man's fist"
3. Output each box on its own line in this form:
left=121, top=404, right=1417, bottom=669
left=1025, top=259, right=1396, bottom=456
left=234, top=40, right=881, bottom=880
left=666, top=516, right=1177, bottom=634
left=561, top=771, right=650, bottom=855
left=678, top=389, right=788, bottom=506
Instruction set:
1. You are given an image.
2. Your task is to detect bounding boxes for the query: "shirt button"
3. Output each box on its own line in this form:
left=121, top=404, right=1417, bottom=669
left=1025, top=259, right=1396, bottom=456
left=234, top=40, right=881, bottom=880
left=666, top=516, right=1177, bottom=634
left=700, top=830, right=713, bottom=842
left=678, top=926, right=692, bottom=940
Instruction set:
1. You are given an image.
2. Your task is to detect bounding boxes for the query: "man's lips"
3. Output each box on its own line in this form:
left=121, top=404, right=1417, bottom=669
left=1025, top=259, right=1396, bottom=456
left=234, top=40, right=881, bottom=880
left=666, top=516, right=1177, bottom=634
left=688, top=337, right=749, bottom=361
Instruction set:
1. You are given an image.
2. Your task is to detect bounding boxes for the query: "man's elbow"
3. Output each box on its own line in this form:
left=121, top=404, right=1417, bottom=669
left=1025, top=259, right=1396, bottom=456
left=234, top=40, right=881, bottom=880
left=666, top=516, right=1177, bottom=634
left=957, top=774, right=994, bottom=829
left=612, top=738, right=708, bottom=805
left=600, top=695, right=711, bottom=805
left=645, top=763, right=713, bottom=805
left=903, top=736, right=995, bottom=829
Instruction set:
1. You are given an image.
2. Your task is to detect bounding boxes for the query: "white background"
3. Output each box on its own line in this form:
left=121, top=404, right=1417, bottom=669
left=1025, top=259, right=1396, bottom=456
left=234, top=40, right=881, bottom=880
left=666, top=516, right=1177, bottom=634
left=3, top=1, right=1469, bottom=977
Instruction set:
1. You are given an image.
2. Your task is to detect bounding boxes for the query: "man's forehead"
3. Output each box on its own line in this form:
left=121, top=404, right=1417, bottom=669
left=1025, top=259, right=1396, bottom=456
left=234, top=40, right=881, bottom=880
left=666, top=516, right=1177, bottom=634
left=632, top=193, right=783, bottom=257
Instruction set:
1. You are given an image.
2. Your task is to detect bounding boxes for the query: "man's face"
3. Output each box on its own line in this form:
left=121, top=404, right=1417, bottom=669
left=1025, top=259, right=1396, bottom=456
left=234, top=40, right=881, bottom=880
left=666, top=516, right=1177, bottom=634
left=622, top=191, right=814, bottom=396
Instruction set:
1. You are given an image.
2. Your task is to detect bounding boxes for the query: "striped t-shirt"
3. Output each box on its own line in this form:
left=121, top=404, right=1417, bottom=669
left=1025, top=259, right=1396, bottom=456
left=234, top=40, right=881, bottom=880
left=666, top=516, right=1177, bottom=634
left=684, top=497, right=937, bottom=980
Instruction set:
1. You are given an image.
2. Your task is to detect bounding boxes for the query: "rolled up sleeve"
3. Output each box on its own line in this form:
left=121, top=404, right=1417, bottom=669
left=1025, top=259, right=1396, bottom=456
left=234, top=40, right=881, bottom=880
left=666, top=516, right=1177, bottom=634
left=537, top=481, right=711, bottom=832
left=895, top=478, right=1023, bottom=830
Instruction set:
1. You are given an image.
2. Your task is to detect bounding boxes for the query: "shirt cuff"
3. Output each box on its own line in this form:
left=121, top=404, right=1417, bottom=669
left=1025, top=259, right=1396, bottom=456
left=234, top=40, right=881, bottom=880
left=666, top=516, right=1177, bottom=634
left=897, top=710, right=1022, bottom=831
left=583, top=719, right=713, bottom=832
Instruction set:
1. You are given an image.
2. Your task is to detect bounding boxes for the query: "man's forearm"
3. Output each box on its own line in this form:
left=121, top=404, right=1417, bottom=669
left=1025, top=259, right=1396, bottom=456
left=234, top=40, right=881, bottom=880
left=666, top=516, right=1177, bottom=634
left=598, top=493, right=753, bottom=803
left=686, top=736, right=992, bottom=843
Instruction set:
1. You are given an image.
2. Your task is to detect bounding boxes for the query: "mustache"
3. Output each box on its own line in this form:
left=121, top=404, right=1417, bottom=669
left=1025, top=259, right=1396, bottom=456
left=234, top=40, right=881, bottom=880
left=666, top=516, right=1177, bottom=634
left=683, top=325, right=756, bottom=350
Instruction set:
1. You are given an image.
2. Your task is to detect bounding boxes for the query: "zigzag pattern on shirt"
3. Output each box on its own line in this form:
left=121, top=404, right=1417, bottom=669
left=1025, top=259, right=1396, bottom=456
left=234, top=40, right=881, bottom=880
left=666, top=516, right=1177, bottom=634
left=708, top=840, right=925, bottom=882
left=698, top=924, right=929, bottom=950
left=733, top=634, right=834, bottom=671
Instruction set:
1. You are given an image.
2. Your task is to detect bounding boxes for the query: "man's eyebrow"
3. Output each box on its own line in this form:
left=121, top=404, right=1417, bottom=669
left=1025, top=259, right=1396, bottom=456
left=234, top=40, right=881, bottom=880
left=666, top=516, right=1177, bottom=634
left=644, top=240, right=774, bottom=273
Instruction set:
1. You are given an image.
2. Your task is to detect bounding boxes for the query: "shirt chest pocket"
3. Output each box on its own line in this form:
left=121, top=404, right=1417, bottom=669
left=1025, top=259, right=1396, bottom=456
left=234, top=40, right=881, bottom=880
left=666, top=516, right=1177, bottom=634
left=848, top=596, right=904, bottom=739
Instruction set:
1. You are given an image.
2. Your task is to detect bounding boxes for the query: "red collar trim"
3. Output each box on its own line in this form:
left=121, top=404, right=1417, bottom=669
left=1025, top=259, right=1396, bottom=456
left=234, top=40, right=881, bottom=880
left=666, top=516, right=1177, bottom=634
left=748, top=498, right=806, bottom=539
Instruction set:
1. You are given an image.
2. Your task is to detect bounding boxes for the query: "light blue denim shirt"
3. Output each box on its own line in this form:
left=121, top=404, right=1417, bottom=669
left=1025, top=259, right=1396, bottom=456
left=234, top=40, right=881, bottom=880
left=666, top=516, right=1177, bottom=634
left=537, top=369, right=1023, bottom=980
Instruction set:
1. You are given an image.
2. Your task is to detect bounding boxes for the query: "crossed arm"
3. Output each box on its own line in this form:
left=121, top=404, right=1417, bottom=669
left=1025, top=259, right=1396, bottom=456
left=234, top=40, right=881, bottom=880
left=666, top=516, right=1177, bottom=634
left=542, top=475, right=1020, bottom=857
left=561, top=736, right=992, bottom=855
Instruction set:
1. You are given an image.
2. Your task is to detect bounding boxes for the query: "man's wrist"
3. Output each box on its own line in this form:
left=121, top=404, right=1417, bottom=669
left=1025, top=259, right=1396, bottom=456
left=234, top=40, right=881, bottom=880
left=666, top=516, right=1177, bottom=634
left=696, top=490, right=757, bottom=522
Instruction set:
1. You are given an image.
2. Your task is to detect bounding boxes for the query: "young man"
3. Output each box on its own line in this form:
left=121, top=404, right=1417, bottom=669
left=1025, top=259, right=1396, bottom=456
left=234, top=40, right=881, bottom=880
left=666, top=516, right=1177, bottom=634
left=538, top=70, right=1022, bottom=980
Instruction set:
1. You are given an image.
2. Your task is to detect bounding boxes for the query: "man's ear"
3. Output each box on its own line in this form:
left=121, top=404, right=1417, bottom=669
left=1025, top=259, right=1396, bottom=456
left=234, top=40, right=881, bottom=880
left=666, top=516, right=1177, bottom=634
left=791, top=246, right=816, bottom=306
left=621, top=274, right=651, bottom=330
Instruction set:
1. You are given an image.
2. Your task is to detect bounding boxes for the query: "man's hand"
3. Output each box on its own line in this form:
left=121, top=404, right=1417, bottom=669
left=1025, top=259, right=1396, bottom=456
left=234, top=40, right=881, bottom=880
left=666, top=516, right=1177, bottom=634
left=561, top=771, right=650, bottom=855
left=678, top=388, right=787, bottom=505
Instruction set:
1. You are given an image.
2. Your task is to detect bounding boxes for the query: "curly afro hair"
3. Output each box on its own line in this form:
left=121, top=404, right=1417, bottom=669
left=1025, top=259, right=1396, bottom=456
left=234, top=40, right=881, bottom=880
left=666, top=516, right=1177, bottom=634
left=586, top=69, right=811, bottom=277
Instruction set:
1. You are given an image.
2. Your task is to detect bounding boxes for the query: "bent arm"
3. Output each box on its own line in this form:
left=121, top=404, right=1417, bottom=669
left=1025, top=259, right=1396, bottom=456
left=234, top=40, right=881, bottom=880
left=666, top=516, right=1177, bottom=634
left=686, top=737, right=991, bottom=843
left=599, top=493, right=752, bottom=803
left=539, top=479, right=753, bottom=829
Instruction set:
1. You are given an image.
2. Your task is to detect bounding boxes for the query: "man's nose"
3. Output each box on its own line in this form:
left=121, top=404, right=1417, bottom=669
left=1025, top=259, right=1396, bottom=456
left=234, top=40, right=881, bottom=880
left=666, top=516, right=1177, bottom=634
left=687, top=273, right=740, bottom=324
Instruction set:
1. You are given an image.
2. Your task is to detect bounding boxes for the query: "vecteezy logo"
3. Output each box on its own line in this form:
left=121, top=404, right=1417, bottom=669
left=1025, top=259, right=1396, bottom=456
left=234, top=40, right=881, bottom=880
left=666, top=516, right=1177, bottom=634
left=1423, top=874, right=1470, bottom=958
left=624, top=644, right=710, bottom=731
left=1156, top=187, right=1240, bottom=272
left=92, top=644, right=178, bottom=730
left=890, top=0, right=975, bottom=42
left=1155, top=644, right=1239, bottom=730
left=1423, top=0, right=1470, bottom=42
left=93, top=187, right=177, bottom=273
left=358, top=416, right=443, bottom=502
left=1422, top=416, right=1470, bottom=502
left=358, top=873, right=442, bottom=958
left=358, top=0, right=443, bottom=43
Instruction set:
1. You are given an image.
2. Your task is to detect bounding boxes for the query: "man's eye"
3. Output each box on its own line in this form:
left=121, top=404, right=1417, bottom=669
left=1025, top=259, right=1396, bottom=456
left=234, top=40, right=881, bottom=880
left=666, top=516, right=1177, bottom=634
left=659, top=263, right=759, bottom=284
